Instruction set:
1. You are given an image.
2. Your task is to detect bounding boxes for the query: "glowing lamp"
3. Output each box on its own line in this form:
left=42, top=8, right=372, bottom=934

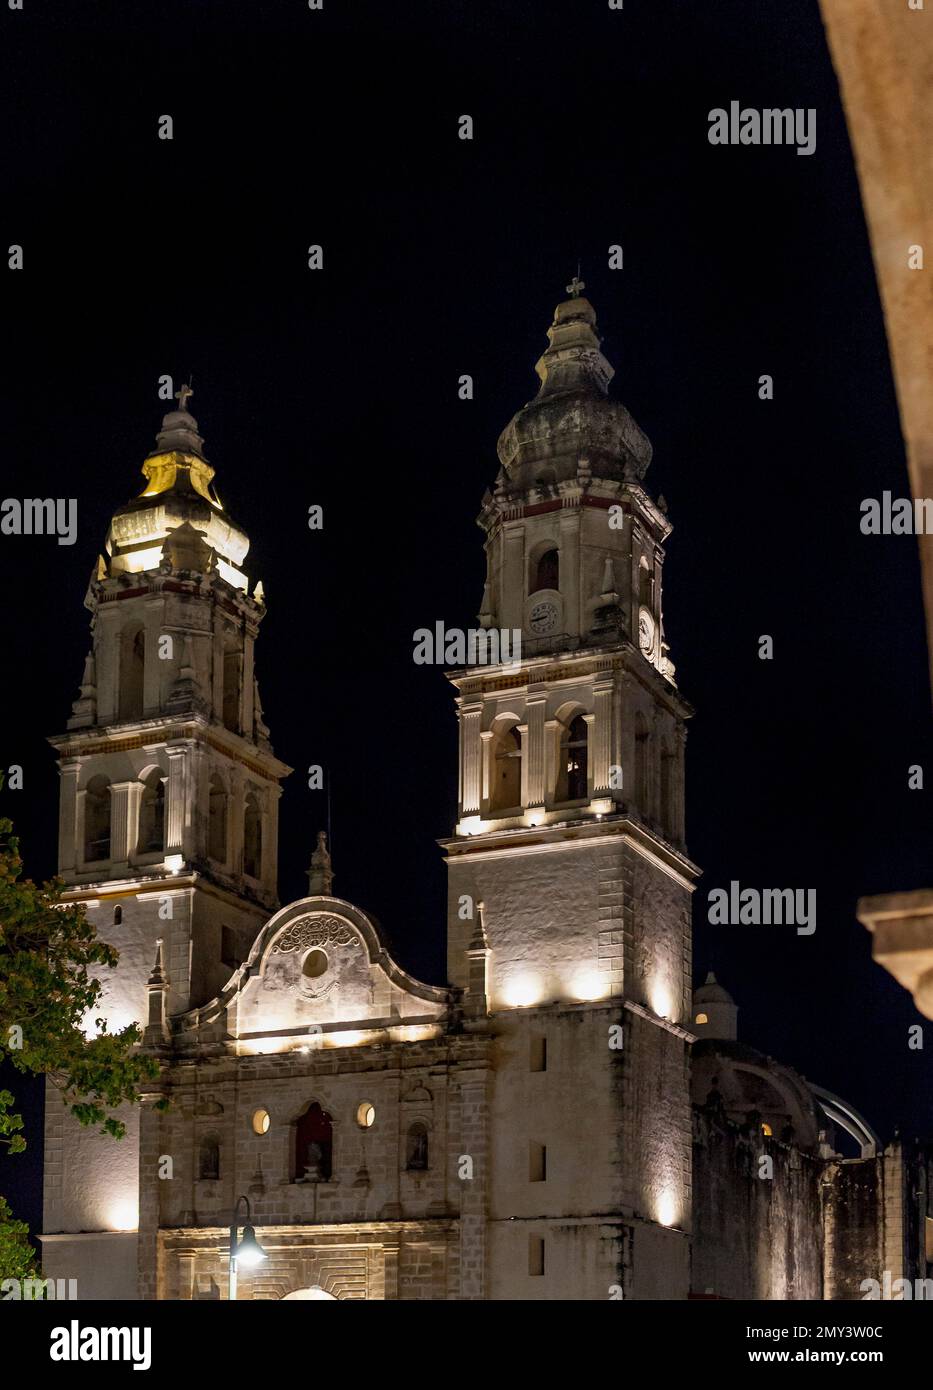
left=235, top=1225, right=267, bottom=1269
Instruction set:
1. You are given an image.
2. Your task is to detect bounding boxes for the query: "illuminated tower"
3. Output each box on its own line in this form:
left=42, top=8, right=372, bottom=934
left=40, top=390, right=290, bottom=1298
left=443, top=281, right=698, bottom=1298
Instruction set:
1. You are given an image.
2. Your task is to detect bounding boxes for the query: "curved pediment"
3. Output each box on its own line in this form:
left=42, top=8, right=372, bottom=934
left=176, top=896, right=448, bottom=1051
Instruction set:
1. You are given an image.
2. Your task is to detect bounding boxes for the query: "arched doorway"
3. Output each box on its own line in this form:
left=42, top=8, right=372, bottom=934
left=282, top=1286, right=337, bottom=1301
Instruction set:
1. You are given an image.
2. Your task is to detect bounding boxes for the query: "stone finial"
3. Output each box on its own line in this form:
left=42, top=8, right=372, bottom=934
left=254, top=676, right=271, bottom=746
left=144, top=938, right=170, bottom=1046
left=307, top=830, right=334, bottom=896
left=469, top=900, right=489, bottom=953
left=68, top=650, right=98, bottom=729
left=599, top=556, right=619, bottom=603
left=533, top=282, right=615, bottom=399
left=161, top=519, right=213, bottom=574
left=166, top=632, right=204, bottom=714
left=151, top=400, right=205, bottom=459
left=464, top=901, right=491, bottom=1019
left=477, top=582, right=495, bottom=630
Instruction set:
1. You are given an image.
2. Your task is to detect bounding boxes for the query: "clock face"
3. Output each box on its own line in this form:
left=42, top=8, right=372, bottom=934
left=529, top=600, right=559, bottom=635
left=638, top=606, right=656, bottom=654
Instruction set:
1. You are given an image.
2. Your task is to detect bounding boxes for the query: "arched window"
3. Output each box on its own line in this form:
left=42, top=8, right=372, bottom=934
left=295, top=1102, right=333, bottom=1183
left=534, top=548, right=559, bottom=593
left=406, top=1122, right=429, bottom=1171
left=199, top=1137, right=220, bottom=1181
left=119, top=626, right=145, bottom=722
left=639, top=556, right=653, bottom=610
left=138, top=770, right=165, bottom=854
left=243, top=793, right=262, bottom=878
left=222, top=634, right=243, bottom=733
left=491, top=725, right=521, bottom=812
left=84, top=776, right=111, bottom=862
left=208, top=774, right=228, bottom=863
left=557, top=715, right=589, bottom=802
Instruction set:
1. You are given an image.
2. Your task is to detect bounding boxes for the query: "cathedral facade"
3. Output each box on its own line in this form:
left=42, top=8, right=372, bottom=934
left=39, top=283, right=932, bottom=1300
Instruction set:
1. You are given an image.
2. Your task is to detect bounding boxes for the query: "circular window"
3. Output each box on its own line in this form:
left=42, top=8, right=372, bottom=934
left=252, top=1109, right=271, bottom=1136
left=356, top=1102, right=375, bottom=1129
left=302, top=949, right=329, bottom=979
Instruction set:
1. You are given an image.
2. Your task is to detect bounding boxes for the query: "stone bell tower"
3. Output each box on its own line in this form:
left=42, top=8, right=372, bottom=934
left=41, top=389, right=290, bottom=1297
left=443, top=281, right=699, bottom=1299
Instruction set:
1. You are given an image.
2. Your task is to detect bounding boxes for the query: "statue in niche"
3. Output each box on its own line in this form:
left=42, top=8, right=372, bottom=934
left=300, top=1141, right=325, bottom=1183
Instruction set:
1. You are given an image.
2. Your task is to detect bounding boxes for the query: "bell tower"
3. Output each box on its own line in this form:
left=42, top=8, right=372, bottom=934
left=41, top=390, right=290, bottom=1296
left=51, top=389, right=290, bottom=1021
left=443, top=281, right=699, bottom=1298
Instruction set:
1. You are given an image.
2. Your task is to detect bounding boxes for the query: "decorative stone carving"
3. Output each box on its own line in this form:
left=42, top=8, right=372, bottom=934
left=271, top=914, right=360, bottom=955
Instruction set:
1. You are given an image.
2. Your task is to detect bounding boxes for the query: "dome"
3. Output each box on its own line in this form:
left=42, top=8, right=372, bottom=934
left=104, top=392, right=251, bottom=589
left=694, top=972, right=736, bottom=1007
left=692, top=972, right=739, bottom=1041
left=496, top=282, right=652, bottom=489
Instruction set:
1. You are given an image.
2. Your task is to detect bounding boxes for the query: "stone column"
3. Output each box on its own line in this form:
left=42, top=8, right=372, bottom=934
left=229, top=765, right=245, bottom=875
left=165, top=745, right=188, bottom=857
left=457, top=1071, right=490, bottom=1300
left=241, top=627, right=256, bottom=738
left=524, top=694, right=547, bottom=808
left=211, top=620, right=225, bottom=725
left=110, top=780, right=138, bottom=868
left=479, top=730, right=494, bottom=812
left=143, top=597, right=165, bottom=716
left=630, top=524, right=644, bottom=637
left=559, top=507, right=582, bottom=637
left=517, top=723, right=530, bottom=811
left=591, top=679, right=614, bottom=794
left=460, top=702, right=483, bottom=815
left=96, top=605, right=121, bottom=725
left=381, top=1241, right=400, bottom=1302
left=674, top=724, right=687, bottom=845
left=57, top=759, right=80, bottom=875
left=544, top=718, right=560, bottom=806
left=502, top=524, right=525, bottom=633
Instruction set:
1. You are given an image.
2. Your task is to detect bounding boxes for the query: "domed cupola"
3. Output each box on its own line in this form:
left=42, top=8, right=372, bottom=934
left=495, top=277, right=653, bottom=494
left=104, top=386, right=251, bottom=590
left=692, top=972, right=739, bottom=1040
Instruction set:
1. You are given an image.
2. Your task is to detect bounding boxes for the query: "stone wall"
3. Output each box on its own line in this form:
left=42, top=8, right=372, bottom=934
left=692, top=1108, right=823, bottom=1300
left=138, top=1034, right=491, bottom=1300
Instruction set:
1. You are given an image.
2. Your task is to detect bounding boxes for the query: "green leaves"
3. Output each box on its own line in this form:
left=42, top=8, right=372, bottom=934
left=0, top=817, right=163, bottom=1260
left=0, top=1195, right=36, bottom=1282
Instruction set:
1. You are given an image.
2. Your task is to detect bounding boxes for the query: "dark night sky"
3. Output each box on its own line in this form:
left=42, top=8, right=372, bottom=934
left=2, top=0, right=931, bottom=1238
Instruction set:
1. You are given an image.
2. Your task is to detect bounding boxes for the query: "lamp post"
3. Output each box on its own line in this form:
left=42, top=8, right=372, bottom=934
left=229, top=1195, right=267, bottom=1301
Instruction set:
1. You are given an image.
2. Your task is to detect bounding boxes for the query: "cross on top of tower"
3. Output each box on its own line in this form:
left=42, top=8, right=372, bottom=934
left=175, top=382, right=194, bottom=412
left=566, top=271, right=585, bottom=298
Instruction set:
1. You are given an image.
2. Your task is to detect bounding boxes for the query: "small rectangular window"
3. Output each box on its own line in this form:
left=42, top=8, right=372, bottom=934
left=529, top=1035, right=547, bottom=1073
left=529, top=1141, right=547, bottom=1183
left=528, top=1235, right=545, bottom=1277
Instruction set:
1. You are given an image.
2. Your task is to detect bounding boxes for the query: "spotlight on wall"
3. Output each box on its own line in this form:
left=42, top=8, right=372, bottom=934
left=107, top=1199, right=139, bottom=1232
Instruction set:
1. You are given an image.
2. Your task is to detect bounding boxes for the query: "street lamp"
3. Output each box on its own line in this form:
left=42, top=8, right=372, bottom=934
left=229, top=1195, right=267, bottom=1301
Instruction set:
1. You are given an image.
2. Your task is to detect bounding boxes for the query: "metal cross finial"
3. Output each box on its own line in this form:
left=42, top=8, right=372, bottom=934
left=566, top=268, right=585, bottom=297
left=175, top=382, right=194, bottom=412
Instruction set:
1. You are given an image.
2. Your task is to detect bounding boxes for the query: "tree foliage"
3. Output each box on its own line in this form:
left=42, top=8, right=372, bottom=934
left=0, top=817, right=164, bottom=1279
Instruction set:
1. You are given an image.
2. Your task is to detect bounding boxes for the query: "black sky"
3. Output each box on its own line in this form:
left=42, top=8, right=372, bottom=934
left=2, top=0, right=931, bottom=1237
